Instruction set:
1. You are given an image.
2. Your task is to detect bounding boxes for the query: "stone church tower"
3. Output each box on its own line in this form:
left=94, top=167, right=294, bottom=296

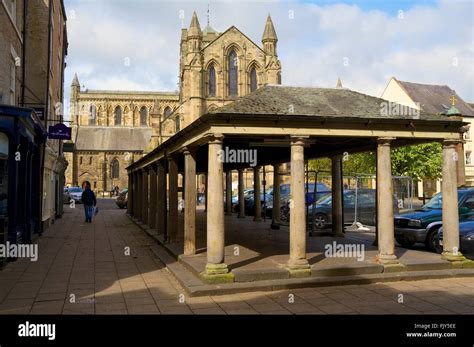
left=176, top=12, right=282, bottom=128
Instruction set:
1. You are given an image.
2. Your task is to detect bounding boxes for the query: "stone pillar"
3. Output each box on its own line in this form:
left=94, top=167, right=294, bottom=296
left=156, top=161, right=167, bottom=236
left=332, top=155, right=344, bottom=237
left=287, top=137, right=310, bottom=277
left=225, top=171, right=233, bottom=215
left=142, top=169, right=149, bottom=225
left=184, top=148, right=197, bottom=256
left=253, top=166, right=262, bottom=221
left=127, top=172, right=133, bottom=215
left=136, top=170, right=142, bottom=221
left=204, top=174, right=208, bottom=212
left=201, top=135, right=233, bottom=282
left=238, top=169, right=245, bottom=218
left=272, top=164, right=281, bottom=227
left=376, top=137, right=399, bottom=265
left=442, top=139, right=466, bottom=261
left=456, top=140, right=466, bottom=187
left=167, top=156, right=179, bottom=242
left=149, top=166, right=157, bottom=229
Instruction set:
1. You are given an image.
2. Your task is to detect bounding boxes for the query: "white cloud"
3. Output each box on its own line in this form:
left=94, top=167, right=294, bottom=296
left=63, top=0, right=474, bottom=120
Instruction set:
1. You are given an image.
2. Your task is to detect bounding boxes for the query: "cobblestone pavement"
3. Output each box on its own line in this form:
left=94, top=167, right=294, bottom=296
left=0, top=199, right=473, bottom=315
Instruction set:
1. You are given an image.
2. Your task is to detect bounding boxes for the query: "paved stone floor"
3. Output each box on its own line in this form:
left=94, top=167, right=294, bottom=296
left=0, top=199, right=473, bottom=315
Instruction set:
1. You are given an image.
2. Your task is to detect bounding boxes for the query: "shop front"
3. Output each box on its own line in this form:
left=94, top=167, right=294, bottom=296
left=0, top=105, right=46, bottom=267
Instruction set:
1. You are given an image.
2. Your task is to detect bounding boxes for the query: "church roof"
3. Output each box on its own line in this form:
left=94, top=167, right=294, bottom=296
left=262, top=14, right=277, bottom=41
left=395, top=79, right=474, bottom=117
left=211, top=85, right=454, bottom=121
left=74, top=127, right=152, bottom=151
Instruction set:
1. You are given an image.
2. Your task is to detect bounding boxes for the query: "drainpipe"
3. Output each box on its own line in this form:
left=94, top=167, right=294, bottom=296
left=20, top=0, right=28, bottom=106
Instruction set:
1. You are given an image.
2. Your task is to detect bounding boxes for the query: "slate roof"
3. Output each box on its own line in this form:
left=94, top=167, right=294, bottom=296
left=211, top=85, right=453, bottom=121
left=74, top=127, right=151, bottom=151
left=396, top=80, right=474, bottom=116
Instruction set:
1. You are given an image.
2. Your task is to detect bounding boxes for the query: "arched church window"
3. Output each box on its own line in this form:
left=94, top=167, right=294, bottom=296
left=140, top=106, right=147, bottom=126
left=164, top=106, right=172, bottom=119
left=111, top=158, right=120, bottom=179
left=250, top=67, right=257, bottom=92
left=209, top=65, right=216, bottom=96
left=89, top=105, right=96, bottom=125
left=228, top=50, right=238, bottom=97
left=114, top=106, right=122, bottom=126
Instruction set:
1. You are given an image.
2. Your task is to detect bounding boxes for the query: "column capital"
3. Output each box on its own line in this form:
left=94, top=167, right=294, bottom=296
left=183, top=146, right=198, bottom=156
left=205, top=133, right=224, bottom=144
left=167, top=153, right=178, bottom=162
left=290, top=136, right=309, bottom=146
left=442, top=138, right=462, bottom=147
left=377, top=137, right=396, bottom=145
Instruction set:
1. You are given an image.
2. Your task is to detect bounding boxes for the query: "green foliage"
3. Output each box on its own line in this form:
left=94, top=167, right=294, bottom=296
left=307, top=142, right=442, bottom=181
left=391, top=142, right=442, bottom=180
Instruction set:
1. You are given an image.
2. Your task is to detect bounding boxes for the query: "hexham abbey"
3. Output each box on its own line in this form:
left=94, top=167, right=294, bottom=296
left=65, top=13, right=281, bottom=193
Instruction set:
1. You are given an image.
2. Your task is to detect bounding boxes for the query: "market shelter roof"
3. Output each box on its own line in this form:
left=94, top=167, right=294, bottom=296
left=128, top=86, right=465, bottom=171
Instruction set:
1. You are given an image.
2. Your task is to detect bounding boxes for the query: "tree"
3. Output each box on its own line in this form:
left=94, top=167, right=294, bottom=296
left=391, top=143, right=442, bottom=180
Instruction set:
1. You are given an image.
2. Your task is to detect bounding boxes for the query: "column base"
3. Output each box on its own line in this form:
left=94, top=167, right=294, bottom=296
left=441, top=251, right=466, bottom=262
left=200, top=263, right=234, bottom=284
left=237, top=215, right=245, bottom=219
left=270, top=223, right=280, bottom=230
left=333, top=232, right=345, bottom=238
left=376, top=253, right=399, bottom=265
left=286, top=259, right=311, bottom=278
left=253, top=217, right=262, bottom=222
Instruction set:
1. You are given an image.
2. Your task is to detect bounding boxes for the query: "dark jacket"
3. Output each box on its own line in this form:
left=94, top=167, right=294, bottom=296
left=82, top=188, right=97, bottom=206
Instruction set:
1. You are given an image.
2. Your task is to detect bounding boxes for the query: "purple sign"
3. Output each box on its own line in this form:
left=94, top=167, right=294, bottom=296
left=48, top=123, right=71, bottom=140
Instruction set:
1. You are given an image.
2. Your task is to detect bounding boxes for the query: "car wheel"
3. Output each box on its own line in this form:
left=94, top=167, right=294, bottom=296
left=396, top=237, right=415, bottom=248
left=313, top=213, right=328, bottom=229
left=426, top=228, right=442, bottom=253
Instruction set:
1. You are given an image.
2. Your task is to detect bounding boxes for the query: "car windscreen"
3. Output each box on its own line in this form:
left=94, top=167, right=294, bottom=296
left=69, top=188, right=83, bottom=193
left=423, top=192, right=464, bottom=209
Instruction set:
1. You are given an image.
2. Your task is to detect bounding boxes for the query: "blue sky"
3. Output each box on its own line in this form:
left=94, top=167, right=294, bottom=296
left=63, top=0, right=474, bottom=118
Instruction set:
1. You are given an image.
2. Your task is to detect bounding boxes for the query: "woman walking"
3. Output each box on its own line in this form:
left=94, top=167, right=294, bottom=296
left=81, top=181, right=97, bottom=223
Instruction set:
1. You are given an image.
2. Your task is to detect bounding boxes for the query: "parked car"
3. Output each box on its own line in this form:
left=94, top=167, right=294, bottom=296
left=301, top=188, right=399, bottom=228
left=63, top=187, right=71, bottom=204
left=116, top=189, right=128, bottom=209
left=266, top=183, right=331, bottom=217
left=67, top=187, right=83, bottom=204
left=395, top=188, right=474, bottom=252
left=438, top=220, right=474, bottom=255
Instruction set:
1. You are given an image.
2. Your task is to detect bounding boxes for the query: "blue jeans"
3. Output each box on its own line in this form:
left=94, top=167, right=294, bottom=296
left=84, top=205, right=94, bottom=222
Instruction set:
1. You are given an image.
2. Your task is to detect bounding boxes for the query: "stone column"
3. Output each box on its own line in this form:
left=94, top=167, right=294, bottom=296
left=225, top=171, right=233, bottom=215
left=202, top=135, right=233, bottom=282
left=127, top=172, right=133, bottom=215
left=148, top=166, right=157, bottom=229
left=238, top=169, right=245, bottom=218
left=442, top=139, right=466, bottom=261
left=142, top=169, right=149, bottom=225
left=156, top=161, right=167, bottom=236
left=287, top=137, right=310, bottom=277
left=204, top=174, right=208, bottom=212
left=272, top=164, right=281, bottom=227
left=376, top=137, right=399, bottom=265
left=456, top=139, right=466, bottom=187
left=167, top=156, right=179, bottom=242
left=184, top=148, right=197, bottom=256
left=332, top=155, right=344, bottom=237
left=136, top=170, right=142, bottom=221
left=253, top=166, right=262, bottom=221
